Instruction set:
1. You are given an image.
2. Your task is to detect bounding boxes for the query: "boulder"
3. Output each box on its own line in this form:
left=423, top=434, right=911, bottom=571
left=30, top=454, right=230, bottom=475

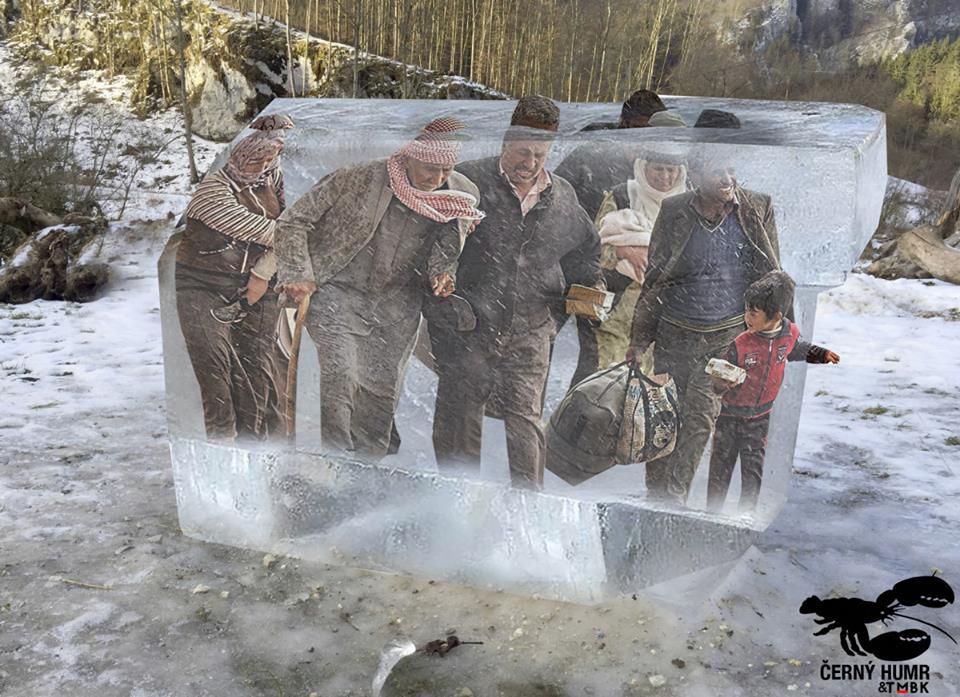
left=186, top=57, right=258, bottom=141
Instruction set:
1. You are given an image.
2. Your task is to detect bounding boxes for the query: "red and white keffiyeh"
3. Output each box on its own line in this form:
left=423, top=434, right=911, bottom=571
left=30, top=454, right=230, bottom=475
left=386, top=117, right=485, bottom=225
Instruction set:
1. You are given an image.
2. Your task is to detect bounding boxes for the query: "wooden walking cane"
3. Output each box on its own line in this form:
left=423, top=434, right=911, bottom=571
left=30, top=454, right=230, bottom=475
left=285, top=294, right=311, bottom=440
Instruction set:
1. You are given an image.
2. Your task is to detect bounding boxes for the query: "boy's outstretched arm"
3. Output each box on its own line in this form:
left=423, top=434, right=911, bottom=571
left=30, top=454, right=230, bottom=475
left=790, top=340, right=839, bottom=364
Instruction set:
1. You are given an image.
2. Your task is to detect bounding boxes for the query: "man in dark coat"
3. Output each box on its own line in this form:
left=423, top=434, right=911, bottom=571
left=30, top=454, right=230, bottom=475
left=430, top=96, right=602, bottom=490
left=627, top=148, right=784, bottom=505
left=276, top=118, right=483, bottom=460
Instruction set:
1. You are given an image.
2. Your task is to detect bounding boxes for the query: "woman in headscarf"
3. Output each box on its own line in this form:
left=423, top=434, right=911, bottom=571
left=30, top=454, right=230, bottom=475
left=593, top=141, right=687, bottom=371
left=175, top=114, right=294, bottom=442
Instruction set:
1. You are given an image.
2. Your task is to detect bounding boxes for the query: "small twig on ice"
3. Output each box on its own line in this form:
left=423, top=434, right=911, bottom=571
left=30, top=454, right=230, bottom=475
left=339, top=610, right=360, bottom=631
left=50, top=575, right=114, bottom=590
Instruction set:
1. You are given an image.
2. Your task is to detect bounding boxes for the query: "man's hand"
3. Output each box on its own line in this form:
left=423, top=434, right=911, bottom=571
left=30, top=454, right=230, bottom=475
left=615, top=245, right=649, bottom=280
left=710, top=375, right=738, bottom=394
left=431, top=272, right=455, bottom=298
left=245, top=274, right=269, bottom=305
left=280, top=280, right=317, bottom=304
left=626, top=344, right=648, bottom=366
left=824, top=350, right=840, bottom=364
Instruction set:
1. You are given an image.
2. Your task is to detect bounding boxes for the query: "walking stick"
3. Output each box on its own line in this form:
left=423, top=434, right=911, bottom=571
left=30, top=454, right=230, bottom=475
left=285, top=294, right=311, bottom=440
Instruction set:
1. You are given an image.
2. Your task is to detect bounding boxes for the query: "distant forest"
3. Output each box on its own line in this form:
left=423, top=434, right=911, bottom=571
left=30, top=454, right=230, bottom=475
left=221, top=0, right=959, bottom=188
left=221, top=0, right=707, bottom=102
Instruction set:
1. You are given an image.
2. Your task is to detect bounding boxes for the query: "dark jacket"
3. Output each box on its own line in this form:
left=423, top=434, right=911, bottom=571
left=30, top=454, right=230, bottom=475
left=554, top=143, right=637, bottom=220
left=447, top=156, right=602, bottom=347
left=721, top=319, right=831, bottom=418
left=631, top=187, right=783, bottom=348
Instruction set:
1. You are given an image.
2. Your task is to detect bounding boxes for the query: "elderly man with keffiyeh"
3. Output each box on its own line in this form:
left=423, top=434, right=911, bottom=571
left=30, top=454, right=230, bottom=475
left=176, top=114, right=294, bottom=443
left=275, top=118, right=483, bottom=460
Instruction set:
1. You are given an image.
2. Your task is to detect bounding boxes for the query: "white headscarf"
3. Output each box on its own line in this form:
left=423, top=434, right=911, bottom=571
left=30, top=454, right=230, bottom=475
left=598, top=156, right=687, bottom=281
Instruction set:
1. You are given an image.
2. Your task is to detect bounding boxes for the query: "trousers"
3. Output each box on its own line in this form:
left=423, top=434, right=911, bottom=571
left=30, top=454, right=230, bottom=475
left=649, top=321, right=743, bottom=503
left=707, top=413, right=770, bottom=513
left=307, top=310, right=419, bottom=460
left=432, top=317, right=553, bottom=489
left=175, top=264, right=287, bottom=442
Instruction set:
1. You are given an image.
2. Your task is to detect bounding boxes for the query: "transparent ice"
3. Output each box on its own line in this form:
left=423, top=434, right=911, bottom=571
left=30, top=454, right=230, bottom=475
left=159, top=97, right=886, bottom=602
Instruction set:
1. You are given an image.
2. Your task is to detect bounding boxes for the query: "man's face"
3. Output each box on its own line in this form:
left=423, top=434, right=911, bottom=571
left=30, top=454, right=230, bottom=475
left=500, top=139, right=551, bottom=187
left=643, top=162, right=684, bottom=193
left=405, top=158, right=454, bottom=191
left=694, top=164, right=737, bottom=205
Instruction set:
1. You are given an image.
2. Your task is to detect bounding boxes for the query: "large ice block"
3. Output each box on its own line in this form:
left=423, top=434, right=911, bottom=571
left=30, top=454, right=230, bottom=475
left=167, top=437, right=758, bottom=603
left=160, top=97, right=886, bottom=602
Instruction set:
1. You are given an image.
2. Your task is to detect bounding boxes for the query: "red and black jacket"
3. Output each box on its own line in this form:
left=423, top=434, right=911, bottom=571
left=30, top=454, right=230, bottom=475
left=721, top=319, right=831, bottom=419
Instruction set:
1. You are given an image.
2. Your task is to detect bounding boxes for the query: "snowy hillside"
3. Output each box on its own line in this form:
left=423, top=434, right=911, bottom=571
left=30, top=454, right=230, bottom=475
left=2, top=43, right=960, bottom=697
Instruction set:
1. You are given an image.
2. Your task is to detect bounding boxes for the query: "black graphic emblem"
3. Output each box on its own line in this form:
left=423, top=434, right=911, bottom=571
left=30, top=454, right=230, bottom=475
left=800, top=575, right=956, bottom=661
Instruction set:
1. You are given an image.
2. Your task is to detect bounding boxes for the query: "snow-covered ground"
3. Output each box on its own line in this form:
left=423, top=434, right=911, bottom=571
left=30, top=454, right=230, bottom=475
left=2, top=42, right=960, bottom=697
left=3, top=224, right=959, bottom=697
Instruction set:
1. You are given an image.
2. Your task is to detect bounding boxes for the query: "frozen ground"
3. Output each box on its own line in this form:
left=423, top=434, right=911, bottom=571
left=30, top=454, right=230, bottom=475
left=2, top=224, right=959, bottom=697
left=2, top=42, right=960, bottom=697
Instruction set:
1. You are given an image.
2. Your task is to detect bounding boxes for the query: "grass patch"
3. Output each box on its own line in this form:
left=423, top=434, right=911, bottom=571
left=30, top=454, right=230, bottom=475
left=29, top=402, right=60, bottom=410
left=945, top=436, right=960, bottom=447
left=9, top=311, right=41, bottom=321
left=815, top=390, right=828, bottom=397
left=863, top=405, right=889, bottom=416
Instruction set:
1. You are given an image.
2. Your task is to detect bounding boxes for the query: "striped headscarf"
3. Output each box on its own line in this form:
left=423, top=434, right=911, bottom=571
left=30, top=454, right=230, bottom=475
left=220, top=113, right=293, bottom=188
left=223, top=133, right=285, bottom=189
left=386, top=117, right=485, bottom=225
left=249, top=113, right=295, bottom=132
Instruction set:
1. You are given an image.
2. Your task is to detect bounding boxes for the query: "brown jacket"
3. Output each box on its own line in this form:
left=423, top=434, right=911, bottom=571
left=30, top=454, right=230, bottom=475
left=630, top=187, right=782, bottom=348
left=275, top=159, right=479, bottom=288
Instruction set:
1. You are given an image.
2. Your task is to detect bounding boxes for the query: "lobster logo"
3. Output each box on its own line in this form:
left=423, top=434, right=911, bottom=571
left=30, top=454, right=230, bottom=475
left=800, top=575, right=957, bottom=661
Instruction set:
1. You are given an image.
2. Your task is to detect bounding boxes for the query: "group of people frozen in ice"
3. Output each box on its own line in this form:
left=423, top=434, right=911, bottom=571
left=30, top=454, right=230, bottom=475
left=173, top=90, right=839, bottom=515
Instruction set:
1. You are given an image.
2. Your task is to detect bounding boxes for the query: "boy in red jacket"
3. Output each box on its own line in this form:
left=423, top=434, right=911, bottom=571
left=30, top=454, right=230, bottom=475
left=707, top=271, right=839, bottom=514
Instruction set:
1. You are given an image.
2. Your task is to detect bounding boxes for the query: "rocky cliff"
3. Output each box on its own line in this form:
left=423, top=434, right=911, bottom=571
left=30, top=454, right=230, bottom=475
left=727, top=0, right=959, bottom=68
left=7, top=0, right=505, bottom=142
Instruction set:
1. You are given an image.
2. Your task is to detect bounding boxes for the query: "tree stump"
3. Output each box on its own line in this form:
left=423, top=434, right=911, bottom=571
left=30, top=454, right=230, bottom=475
left=0, top=217, right=110, bottom=303
left=897, top=166, right=960, bottom=285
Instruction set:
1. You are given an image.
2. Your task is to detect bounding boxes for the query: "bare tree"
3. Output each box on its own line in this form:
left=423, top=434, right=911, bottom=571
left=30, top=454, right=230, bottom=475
left=167, top=0, right=706, bottom=103
left=171, top=0, right=199, bottom=183
left=301, top=0, right=314, bottom=94
left=285, top=0, right=297, bottom=96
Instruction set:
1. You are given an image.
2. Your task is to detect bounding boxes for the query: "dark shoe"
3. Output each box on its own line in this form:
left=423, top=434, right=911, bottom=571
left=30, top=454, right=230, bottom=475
left=424, top=294, right=476, bottom=332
